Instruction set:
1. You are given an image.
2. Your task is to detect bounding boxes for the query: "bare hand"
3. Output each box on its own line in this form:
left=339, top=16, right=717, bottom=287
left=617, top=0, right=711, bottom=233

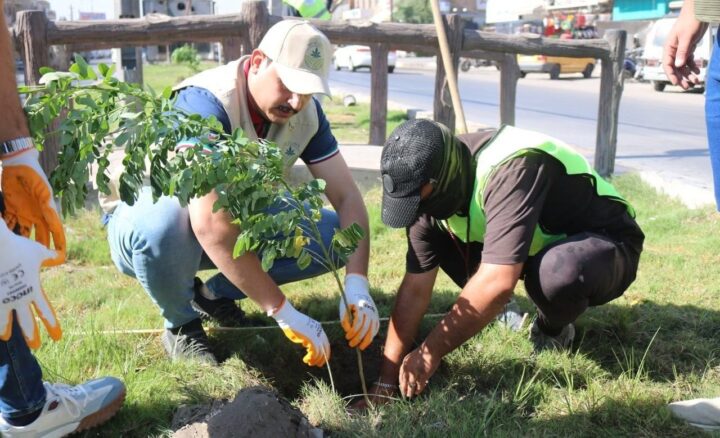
left=398, top=345, right=440, bottom=398
left=662, top=11, right=709, bottom=89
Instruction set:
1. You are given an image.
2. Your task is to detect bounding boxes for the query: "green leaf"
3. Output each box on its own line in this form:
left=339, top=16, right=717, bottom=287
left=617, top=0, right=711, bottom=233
left=39, top=66, right=54, bottom=75
left=260, top=250, right=276, bottom=272
left=296, top=250, right=312, bottom=270
left=73, top=54, right=91, bottom=79
left=162, top=86, right=173, bottom=99
left=98, top=63, right=109, bottom=77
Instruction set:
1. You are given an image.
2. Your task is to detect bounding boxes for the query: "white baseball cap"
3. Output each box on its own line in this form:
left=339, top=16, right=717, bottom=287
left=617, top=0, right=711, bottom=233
left=258, top=20, right=332, bottom=97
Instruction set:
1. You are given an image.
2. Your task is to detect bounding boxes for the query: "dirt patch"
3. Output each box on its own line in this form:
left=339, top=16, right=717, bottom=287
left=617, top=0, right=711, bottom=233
left=172, top=387, right=321, bottom=438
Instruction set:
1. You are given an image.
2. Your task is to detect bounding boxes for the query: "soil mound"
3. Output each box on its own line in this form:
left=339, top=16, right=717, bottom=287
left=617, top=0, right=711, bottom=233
left=172, top=386, right=321, bottom=438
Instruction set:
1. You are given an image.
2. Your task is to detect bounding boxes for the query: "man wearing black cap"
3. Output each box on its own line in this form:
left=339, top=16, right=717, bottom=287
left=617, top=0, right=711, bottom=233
left=369, top=119, right=644, bottom=401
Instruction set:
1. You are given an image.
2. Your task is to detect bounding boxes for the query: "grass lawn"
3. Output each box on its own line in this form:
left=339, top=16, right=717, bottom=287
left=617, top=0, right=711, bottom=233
left=35, top=172, right=720, bottom=437
left=25, top=62, right=717, bottom=436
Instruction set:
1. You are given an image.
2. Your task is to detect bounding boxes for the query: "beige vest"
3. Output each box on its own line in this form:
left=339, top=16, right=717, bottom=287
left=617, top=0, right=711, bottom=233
left=99, top=56, right=320, bottom=213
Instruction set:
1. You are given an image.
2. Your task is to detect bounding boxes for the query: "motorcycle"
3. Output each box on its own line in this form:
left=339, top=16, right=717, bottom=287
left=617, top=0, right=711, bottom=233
left=460, top=57, right=493, bottom=72
left=623, top=48, right=644, bottom=81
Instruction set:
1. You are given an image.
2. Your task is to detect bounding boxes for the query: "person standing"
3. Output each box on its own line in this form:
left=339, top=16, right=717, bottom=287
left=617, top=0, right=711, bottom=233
left=0, top=2, right=126, bottom=435
left=663, top=0, right=720, bottom=430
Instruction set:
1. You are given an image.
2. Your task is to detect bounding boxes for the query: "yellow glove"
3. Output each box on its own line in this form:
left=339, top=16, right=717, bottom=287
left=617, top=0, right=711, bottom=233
left=270, top=298, right=330, bottom=367
left=2, top=149, right=66, bottom=266
left=339, top=274, right=379, bottom=350
left=0, top=220, right=62, bottom=349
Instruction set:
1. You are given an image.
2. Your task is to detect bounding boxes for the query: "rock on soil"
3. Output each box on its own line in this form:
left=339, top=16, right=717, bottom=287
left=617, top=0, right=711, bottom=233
left=172, top=386, right=322, bottom=438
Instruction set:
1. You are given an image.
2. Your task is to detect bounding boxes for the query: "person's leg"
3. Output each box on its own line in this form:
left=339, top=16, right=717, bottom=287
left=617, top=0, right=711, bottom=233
left=706, top=35, right=720, bottom=210
left=523, top=232, right=640, bottom=334
left=0, top=317, right=45, bottom=425
left=107, top=187, right=204, bottom=329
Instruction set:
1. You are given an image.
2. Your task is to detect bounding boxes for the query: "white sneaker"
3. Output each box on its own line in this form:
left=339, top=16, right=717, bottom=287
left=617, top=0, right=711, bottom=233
left=0, top=377, right=126, bottom=438
left=668, top=397, right=720, bottom=430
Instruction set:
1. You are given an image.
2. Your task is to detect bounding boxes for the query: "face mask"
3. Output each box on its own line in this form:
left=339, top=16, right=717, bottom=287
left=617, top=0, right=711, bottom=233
left=419, top=126, right=474, bottom=219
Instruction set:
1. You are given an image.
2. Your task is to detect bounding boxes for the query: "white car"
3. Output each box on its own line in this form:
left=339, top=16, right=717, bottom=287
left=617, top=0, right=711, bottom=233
left=333, top=45, right=397, bottom=73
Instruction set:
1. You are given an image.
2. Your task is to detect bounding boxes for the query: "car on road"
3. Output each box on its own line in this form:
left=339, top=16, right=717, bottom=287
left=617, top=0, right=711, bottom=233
left=333, top=45, right=397, bottom=73
left=517, top=54, right=596, bottom=79
left=641, top=16, right=714, bottom=92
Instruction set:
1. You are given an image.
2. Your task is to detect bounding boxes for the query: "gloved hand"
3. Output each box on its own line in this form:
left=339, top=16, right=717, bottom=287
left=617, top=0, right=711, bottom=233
left=0, top=220, right=62, bottom=349
left=2, top=148, right=66, bottom=266
left=339, top=274, right=379, bottom=350
left=270, top=298, right=330, bottom=367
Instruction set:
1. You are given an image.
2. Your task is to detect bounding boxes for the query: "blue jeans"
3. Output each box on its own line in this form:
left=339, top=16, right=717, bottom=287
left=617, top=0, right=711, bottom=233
left=0, top=317, right=46, bottom=419
left=706, top=34, right=720, bottom=209
left=107, top=187, right=343, bottom=328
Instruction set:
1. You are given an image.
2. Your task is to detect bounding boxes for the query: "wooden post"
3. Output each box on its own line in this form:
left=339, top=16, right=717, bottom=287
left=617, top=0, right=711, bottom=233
left=17, top=11, right=49, bottom=86
left=241, top=1, right=270, bottom=52
left=222, top=37, right=243, bottom=62
left=433, top=14, right=463, bottom=132
left=594, top=29, right=626, bottom=177
left=369, top=43, right=389, bottom=145
left=499, top=53, right=519, bottom=126
left=17, top=10, right=58, bottom=176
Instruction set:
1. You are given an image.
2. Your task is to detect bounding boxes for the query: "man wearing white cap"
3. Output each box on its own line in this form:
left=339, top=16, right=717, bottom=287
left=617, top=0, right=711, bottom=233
left=104, top=20, right=377, bottom=367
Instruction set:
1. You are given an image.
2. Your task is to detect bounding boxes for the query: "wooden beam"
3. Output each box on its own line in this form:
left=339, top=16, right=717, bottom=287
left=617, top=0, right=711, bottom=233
left=369, top=43, right=389, bottom=146
left=433, top=14, right=463, bottom=133
left=499, top=53, right=520, bottom=126
left=463, top=29, right=611, bottom=58
left=594, top=30, right=626, bottom=177
left=17, top=10, right=59, bottom=176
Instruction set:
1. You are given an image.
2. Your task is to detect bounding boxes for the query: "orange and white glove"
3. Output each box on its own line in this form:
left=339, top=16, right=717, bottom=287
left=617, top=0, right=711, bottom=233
left=0, top=219, right=62, bottom=349
left=339, top=274, right=379, bottom=350
left=270, top=298, right=330, bottom=367
left=2, top=148, right=66, bottom=266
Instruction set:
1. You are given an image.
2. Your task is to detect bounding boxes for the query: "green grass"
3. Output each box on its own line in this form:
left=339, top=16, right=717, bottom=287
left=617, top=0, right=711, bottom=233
left=33, top=174, right=720, bottom=437
left=142, top=61, right=219, bottom=92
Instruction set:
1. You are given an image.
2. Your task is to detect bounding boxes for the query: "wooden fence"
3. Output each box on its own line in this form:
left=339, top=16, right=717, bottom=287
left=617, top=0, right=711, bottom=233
left=12, top=1, right=626, bottom=176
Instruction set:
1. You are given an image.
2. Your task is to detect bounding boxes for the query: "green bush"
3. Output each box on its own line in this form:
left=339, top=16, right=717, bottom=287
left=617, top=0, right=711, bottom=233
left=171, top=44, right=200, bottom=72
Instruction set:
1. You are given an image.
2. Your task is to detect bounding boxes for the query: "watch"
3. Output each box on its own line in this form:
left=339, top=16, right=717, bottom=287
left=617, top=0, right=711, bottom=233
left=0, top=137, right=34, bottom=156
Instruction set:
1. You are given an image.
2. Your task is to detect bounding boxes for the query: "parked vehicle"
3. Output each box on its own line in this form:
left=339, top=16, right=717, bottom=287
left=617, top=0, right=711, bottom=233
left=641, top=16, right=714, bottom=92
left=624, top=47, right=644, bottom=80
left=333, top=45, right=397, bottom=73
left=459, top=57, right=493, bottom=72
left=517, top=54, right=596, bottom=79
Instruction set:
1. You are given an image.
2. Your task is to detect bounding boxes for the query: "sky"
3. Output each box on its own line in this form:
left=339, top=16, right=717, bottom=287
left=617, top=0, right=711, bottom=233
left=48, top=0, right=242, bottom=21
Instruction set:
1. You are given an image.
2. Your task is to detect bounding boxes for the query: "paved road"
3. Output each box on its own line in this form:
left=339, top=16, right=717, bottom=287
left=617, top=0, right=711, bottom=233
left=329, top=65, right=713, bottom=204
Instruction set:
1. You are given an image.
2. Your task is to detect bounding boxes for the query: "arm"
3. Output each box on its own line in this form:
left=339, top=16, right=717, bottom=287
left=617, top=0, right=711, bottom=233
left=0, top=5, right=29, bottom=142
left=398, top=262, right=522, bottom=398
left=307, top=153, right=369, bottom=276
left=188, top=192, right=285, bottom=313
left=377, top=269, right=438, bottom=384
left=663, top=0, right=709, bottom=89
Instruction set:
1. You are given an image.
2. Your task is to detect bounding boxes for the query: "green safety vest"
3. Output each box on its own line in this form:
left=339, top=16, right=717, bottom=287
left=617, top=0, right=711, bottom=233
left=445, top=125, right=635, bottom=256
left=283, top=0, right=331, bottom=20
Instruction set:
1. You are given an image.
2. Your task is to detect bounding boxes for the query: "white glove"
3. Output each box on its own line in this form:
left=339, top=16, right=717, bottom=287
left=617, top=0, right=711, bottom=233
left=339, top=274, right=379, bottom=350
left=270, top=298, right=330, bottom=367
left=0, top=220, right=62, bottom=349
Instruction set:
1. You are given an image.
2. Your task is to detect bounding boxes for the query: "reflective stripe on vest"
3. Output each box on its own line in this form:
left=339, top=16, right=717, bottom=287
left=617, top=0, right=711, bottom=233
left=445, top=125, right=635, bottom=256
left=283, top=0, right=331, bottom=19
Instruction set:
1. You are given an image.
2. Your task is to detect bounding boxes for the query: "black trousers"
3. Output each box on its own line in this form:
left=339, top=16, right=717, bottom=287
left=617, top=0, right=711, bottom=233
left=433, top=231, right=642, bottom=332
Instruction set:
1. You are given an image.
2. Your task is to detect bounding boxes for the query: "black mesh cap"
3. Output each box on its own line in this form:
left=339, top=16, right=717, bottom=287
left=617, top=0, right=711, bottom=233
left=381, top=119, right=445, bottom=228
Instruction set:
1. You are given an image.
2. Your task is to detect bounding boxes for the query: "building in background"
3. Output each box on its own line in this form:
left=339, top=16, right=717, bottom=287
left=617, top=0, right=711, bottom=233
left=3, top=0, right=54, bottom=26
left=142, top=0, right=215, bottom=61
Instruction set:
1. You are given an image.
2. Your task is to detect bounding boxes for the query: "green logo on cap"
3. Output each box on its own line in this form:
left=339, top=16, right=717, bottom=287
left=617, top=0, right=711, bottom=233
left=305, top=43, right=324, bottom=71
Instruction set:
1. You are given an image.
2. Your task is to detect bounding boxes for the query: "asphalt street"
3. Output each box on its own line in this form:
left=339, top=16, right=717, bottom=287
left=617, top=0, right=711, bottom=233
left=329, top=64, right=714, bottom=206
